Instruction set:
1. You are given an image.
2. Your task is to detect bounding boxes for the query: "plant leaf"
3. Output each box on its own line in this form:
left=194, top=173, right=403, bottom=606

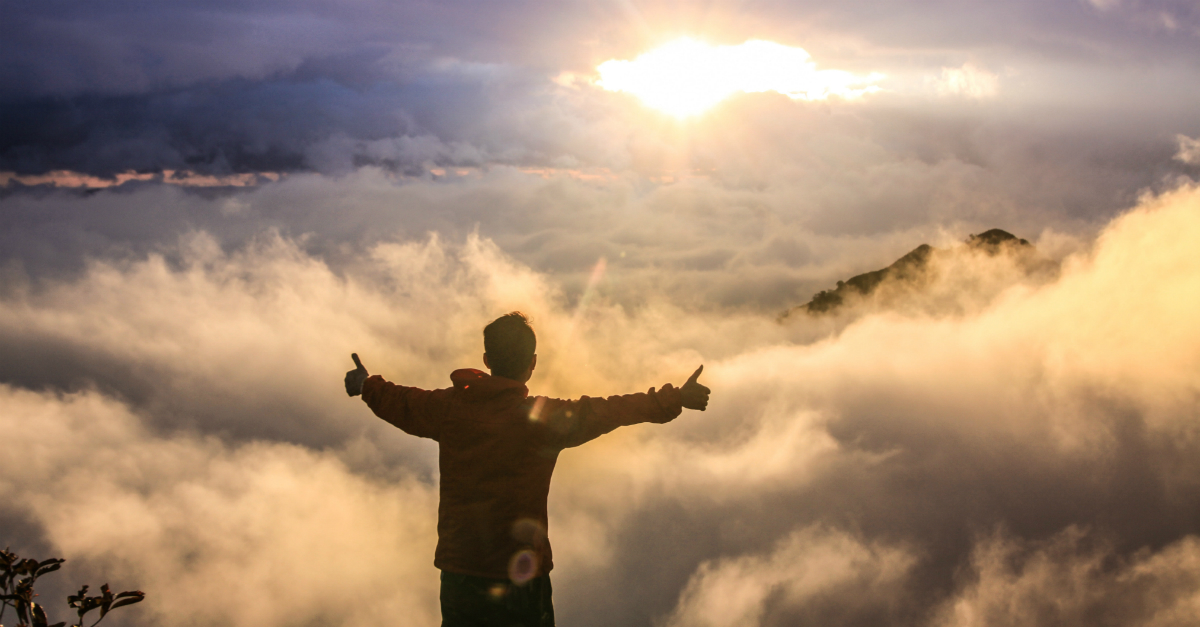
left=98, top=584, right=114, bottom=617
left=68, top=585, right=89, bottom=607
left=32, top=602, right=49, bottom=627
left=34, top=563, right=61, bottom=578
left=108, top=594, right=145, bottom=610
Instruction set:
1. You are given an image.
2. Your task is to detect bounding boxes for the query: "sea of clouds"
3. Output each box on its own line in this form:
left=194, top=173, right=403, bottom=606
left=2, top=172, right=1197, bottom=626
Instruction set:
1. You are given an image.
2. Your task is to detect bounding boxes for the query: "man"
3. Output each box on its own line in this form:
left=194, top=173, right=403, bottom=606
left=345, top=312, right=710, bottom=627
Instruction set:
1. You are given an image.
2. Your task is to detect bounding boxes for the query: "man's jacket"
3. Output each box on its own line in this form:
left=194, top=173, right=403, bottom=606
left=361, top=369, right=683, bottom=580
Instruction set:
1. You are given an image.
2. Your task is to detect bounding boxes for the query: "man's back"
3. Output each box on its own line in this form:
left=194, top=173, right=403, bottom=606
left=360, top=367, right=683, bottom=581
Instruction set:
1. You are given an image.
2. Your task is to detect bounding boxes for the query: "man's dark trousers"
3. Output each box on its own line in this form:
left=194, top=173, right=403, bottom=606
left=440, top=571, right=555, bottom=627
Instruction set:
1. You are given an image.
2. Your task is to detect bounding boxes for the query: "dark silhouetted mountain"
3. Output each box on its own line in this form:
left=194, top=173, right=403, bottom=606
left=781, top=229, right=1054, bottom=319
left=966, top=228, right=1031, bottom=252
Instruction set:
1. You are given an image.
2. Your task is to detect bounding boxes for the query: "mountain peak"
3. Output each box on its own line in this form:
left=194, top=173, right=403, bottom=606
left=781, top=229, right=1050, bottom=320
left=967, top=229, right=1031, bottom=253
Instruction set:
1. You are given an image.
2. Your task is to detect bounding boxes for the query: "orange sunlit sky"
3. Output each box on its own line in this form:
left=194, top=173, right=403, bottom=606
left=3, top=2, right=1200, bottom=626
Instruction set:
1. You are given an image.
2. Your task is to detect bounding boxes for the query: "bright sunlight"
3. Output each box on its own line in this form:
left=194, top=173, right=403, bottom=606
left=596, top=38, right=884, bottom=118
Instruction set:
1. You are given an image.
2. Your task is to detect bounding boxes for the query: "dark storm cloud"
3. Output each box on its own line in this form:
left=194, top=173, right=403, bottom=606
left=4, top=0, right=1200, bottom=179
left=0, top=72, right=511, bottom=176
left=0, top=0, right=570, bottom=98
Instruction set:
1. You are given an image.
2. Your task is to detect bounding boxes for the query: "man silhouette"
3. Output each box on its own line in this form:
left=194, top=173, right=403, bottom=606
left=345, top=312, right=710, bottom=627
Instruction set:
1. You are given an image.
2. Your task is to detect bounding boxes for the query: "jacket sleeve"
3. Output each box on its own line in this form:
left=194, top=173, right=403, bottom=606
left=536, top=384, right=683, bottom=450
left=360, top=375, right=452, bottom=441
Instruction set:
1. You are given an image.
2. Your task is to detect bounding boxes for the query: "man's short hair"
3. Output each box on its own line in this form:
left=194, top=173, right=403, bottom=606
left=483, top=312, right=536, bottom=379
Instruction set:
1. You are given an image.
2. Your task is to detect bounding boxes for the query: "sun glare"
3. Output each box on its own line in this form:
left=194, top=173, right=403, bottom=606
left=596, top=38, right=884, bottom=118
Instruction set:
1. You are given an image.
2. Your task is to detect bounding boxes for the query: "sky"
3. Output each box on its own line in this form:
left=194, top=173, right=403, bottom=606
left=2, top=1, right=1199, bottom=626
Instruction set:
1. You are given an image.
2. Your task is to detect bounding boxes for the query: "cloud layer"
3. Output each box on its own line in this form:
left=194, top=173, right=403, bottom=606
left=2, top=178, right=1198, bottom=626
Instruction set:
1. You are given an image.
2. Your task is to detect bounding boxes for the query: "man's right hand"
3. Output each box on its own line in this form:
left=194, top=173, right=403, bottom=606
left=680, top=365, right=710, bottom=411
left=345, top=353, right=369, bottom=397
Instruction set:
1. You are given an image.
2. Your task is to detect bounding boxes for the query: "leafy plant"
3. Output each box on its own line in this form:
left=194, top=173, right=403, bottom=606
left=1, top=548, right=144, bottom=627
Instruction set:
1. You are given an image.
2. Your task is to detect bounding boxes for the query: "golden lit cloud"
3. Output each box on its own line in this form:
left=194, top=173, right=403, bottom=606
left=595, top=38, right=884, bottom=118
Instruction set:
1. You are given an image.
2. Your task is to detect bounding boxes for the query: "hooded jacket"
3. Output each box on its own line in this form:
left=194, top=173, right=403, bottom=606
left=361, top=369, right=683, bottom=580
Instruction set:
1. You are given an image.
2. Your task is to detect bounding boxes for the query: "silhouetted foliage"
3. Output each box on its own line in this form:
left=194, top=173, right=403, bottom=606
left=1, top=548, right=144, bottom=627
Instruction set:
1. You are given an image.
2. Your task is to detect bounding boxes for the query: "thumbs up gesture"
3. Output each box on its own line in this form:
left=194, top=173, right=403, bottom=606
left=345, top=353, right=369, bottom=397
left=681, top=365, right=711, bottom=411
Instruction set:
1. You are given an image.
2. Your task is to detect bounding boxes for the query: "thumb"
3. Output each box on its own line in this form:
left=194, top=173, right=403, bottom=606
left=686, top=365, right=703, bottom=385
left=351, top=353, right=367, bottom=373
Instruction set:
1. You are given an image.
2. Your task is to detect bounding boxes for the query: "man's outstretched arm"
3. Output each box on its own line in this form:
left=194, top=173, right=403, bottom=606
left=344, top=353, right=446, bottom=441
left=544, top=365, right=711, bottom=449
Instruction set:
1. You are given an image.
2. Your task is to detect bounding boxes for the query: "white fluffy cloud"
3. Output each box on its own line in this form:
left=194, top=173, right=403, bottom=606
left=663, top=526, right=915, bottom=627
left=0, top=384, right=442, bottom=627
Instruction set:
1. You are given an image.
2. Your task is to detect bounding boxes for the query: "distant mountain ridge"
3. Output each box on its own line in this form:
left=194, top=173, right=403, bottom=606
left=781, top=229, right=1050, bottom=319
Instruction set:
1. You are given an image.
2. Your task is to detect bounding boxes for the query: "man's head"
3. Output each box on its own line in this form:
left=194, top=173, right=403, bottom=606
left=483, top=312, right=537, bottom=382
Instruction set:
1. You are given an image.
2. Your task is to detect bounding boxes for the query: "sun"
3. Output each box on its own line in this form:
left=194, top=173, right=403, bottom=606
left=596, top=38, right=883, bottom=118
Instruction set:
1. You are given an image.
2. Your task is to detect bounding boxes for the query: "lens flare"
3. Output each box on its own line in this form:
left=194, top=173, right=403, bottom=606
left=508, top=549, right=538, bottom=585
left=596, top=38, right=884, bottom=118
